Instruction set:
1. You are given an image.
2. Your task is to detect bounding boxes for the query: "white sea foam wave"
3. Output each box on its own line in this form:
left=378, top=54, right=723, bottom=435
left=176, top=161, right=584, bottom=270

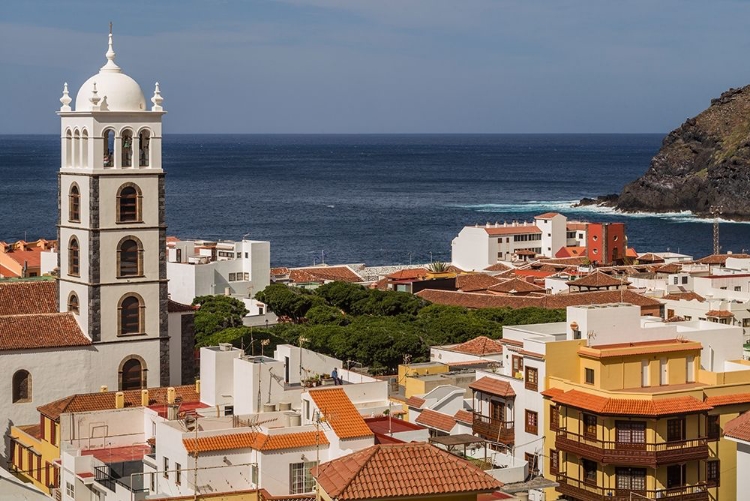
left=452, top=201, right=750, bottom=225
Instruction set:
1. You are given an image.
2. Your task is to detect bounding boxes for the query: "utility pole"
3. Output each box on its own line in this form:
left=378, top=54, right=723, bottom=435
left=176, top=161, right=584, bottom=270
left=711, top=205, right=723, bottom=255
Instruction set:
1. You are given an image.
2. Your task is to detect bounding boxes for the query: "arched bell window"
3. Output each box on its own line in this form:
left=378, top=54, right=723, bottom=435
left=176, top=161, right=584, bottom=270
left=117, top=184, right=142, bottom=223
left=68, top=237, right=80, bottom=277
left=119, top=294, right=144, bottom=336
left=69, top=184, right=80, bottom=222
left=119, top=356, right=147, bottom=390
left=67, top=292, right=80, bottom=314
left=12, top=370, right=32, bottom=403
left=118, top=238, right=142, bottom=277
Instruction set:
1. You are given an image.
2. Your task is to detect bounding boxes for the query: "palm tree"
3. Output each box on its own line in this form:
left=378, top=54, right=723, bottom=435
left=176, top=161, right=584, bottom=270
left=427, top=261, right=449, bottom=273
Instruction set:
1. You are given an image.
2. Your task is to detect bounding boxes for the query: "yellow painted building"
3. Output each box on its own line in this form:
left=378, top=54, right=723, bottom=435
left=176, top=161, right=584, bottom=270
left=9, top=415, right=60, bottom=493
left=542, top=338, right=750, bottom=501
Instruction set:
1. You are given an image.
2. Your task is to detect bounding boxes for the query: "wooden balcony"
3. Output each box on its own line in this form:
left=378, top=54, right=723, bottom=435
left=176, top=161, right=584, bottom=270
left=472, top=413, right=514, bottom=444
left=556, top=474, right=709, bottom=501
left=555, top=428, right=708, bottom=468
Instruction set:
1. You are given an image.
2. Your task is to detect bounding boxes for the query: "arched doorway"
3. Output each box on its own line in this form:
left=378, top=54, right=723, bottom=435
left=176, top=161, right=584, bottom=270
left=119, top=356, right=147, bottom=390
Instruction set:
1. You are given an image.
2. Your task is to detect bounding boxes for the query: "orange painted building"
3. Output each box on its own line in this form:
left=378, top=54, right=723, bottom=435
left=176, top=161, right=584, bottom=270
left=0, top=239, right=56, bottom=278
left=586, top=223, right=626, bottom=265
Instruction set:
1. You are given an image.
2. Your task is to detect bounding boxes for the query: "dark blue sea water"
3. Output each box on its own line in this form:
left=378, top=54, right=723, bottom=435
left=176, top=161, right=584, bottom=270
left=1, top=134, right=748, bottom=267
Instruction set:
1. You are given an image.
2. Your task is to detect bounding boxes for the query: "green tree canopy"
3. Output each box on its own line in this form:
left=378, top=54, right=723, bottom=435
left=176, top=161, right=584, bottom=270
left=191, top=295, right=248, bottom=347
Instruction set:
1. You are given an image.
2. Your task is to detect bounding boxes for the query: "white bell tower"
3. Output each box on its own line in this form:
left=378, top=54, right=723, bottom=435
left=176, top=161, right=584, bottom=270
left=57, top=30, right=171, bottom=387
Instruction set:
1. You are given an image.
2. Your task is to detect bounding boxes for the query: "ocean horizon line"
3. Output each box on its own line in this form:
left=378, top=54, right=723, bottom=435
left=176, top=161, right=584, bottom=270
left=0, top=131, right=667, bottom=137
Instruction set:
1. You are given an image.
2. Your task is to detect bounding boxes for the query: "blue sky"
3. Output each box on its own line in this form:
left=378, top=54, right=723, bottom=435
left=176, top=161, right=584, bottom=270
left=3, top=0, right=750, bottom=133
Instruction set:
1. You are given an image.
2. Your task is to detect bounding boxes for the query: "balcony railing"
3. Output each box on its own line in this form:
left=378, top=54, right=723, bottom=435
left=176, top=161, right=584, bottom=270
left=94, top=466, right=147, bottom=494
left=556, top=474, right=709, bottom=501
left=555, top=428, right=709, bottom=467
left=472, top=413, right=514, bottom=444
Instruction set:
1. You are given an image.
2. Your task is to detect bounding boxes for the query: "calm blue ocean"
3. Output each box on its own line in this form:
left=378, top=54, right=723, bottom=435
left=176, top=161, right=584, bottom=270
left=1, top=134, right=748, bottom=267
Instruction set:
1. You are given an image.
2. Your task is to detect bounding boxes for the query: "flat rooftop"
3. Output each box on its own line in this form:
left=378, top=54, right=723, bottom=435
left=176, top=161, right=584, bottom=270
left=82, top=444, right=151, bottom=464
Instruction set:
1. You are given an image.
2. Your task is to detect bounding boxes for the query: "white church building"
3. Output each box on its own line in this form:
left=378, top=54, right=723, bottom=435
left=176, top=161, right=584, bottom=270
left=0, top=32, right=192, bottom=465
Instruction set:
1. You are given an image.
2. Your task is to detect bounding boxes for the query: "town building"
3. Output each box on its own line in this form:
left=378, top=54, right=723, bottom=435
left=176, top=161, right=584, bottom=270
left=166, top=237, right=270, bottom=315
left=451, top=213, right=629, bottom=271
left=0, top=32, right=192, bottom=468
left=541, top=305, right=750, bottom=501
left=723, top=410, right=750, bottom=497
left=0, top=239, right=56, bottom=278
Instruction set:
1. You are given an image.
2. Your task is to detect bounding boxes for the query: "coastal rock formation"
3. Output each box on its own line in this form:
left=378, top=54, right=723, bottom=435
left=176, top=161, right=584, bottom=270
left=616, top=85, right=750, bottom=220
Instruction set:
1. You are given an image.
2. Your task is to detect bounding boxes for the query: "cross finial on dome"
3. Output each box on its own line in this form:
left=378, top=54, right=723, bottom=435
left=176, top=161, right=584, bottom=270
left=60, top=83, right=72, bottom=112
left=101, top=23, right=121, bottom=72
left=151, top=82, right=164, bottom=111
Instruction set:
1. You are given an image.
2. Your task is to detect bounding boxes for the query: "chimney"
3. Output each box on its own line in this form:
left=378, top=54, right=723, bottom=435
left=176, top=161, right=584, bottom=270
left=100, top=385, right=108, bottom=393
left=115, top=392, right=125, bottom=409
left=141, top=389, right=149, bottom=407
left=167, top=387, right=176, bottom=404
left=195, top=379, right=201, bottom=394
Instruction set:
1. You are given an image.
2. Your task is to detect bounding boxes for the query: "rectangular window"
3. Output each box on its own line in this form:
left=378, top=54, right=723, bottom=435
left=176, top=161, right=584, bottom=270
left=236, top=252, right=241, bottom=258
left=706, top=460, right=720, bottom=487
left=660, top=358, right=668, bottom=385
left=667, top=418, right=685, bottom=442
left=512, top=355, right=524, bottom=377
left=525, top=367, right=538, bottom=391
left=584, top=414, right=597, bottom=439
left=228, top=273, right=236, bottom=281
left=66, top=481, right=75, bottom=497
left=49, top=420, right=56, bottom=447
left=616, top=421, right=646, bottom=445
left=682, top=276, right=688, bottom=284
left=244, top=272, right=250, bottom=281
left=525, top=452, right=539, bottom=474
left=582, top=458, right=597, bottom=484
left=549, top=449, right=559, bottom=474
left=707, top=415, right=721, bottom=439
left=667, top=464, right=686, bottom=488
left=735, top=286, right=742, bottom=292
left=525, top=410, right=538, bottom=435
left=641, top=359, right=649, bottom=387
left=163, top=457, right=169, bottom=478
left=251, top=464, right=259, bottom=485
left=616, top=467, right=646, bottom=491
left=176, top=249, right=182, bottom=262
left=289, top=461, right=318, bottom=494
left=687, top=355, right=695, bottom=383
left=175, top=463, right=181, bottom=485
left=550, top=406, right=559, bottom=431
left=585, top=368, right=595, bottom=385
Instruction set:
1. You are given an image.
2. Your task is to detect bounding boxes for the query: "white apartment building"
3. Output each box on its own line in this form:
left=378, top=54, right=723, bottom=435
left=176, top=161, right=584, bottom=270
left=452, top=213, right=585, bottom=271
left=167, top=238, right=270, bottom=315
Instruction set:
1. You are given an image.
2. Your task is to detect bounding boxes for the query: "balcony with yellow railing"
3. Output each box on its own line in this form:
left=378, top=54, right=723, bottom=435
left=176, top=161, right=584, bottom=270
left=555, top=428, right=709, bottom=468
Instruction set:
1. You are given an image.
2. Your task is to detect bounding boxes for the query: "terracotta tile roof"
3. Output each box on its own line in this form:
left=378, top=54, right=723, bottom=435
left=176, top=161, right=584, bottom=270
left=706, top=310, right=734, bottom=318
left=38, top=385, right=201, bottom=420
left=567, top=270, right=628, bottom=288
left=313, top=443, right=503, bottom=500
left=540, top=388, right=565, bottom=399
left=626, top=248, right=638, bottom=258
left=308, top=388, right=373, bottom=439
left=550, top=389, right=712, bottom=416
left=653, top=263, right=682, bottom=274
left=704, top=393, right=750, bottom=407
left=17, top=424, right=41, bottom=439
left=662, top=292, right=705, bottom=302
left=556, top=246, right=587, bottom=258
left=0, top=264, right=16, bottom=277
left=454, top=409, right=473, bottom=425
left=513, top=269, right=555, bottom=279
left=537, top=256, right=590, bottom=266
left=724, top=411, right=750, bottom=442
left=168, top=299, right=197, bottom=313
left=484, top=263, right=512, bottom=272
left=535, top=212, right=561, bottom=219
left=0, top=313, right=91, bottom=352
left=489, top=278, right=545, bottom=294
left=451, top=336, right=504, bottom=356
left=469, top=377, right=515, bottom=398
left=566, top=223, right=588, bottom=231
left=696, top=253, right=750, bottom=265
left=405, top=396, right=425, bottom=408
left=387, top=268, right=428, bottom=280
left=415, top=409, right=456, bottom=432
left=637, top=253, right=665, bottom=263
left=183, top=430, right=328, bottom=454
left=0, top=281, right=58, bottom=315
left=456, top=273, right=502, bottom=292
left=290, top=266, right=363, bottom=284
left=417, top=288, right=661, bottom=310
left=166, top=236, right=181, bottom=243
left=484, top=225, right=540, bottom=236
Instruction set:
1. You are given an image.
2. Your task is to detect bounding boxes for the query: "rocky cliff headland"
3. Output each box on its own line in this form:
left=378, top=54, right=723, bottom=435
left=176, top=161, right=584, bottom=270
left=580, top=85, right=750, bottom=220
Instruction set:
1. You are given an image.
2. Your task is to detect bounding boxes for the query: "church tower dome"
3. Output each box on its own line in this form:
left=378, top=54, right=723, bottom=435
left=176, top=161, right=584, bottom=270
left=74, top=31, right=147, bottom=112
